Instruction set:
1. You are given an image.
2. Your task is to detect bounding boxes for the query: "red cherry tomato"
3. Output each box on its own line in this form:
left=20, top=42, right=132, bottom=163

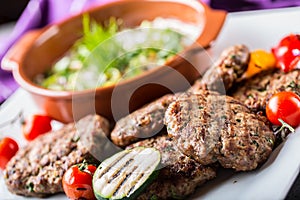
left=271, top=34, right=300, bottom=72
left=266, top=91, right=300, bottom=127
left=62, top=162, right=97, bottom=200
left=0, top=137, right=19, bottom=170
left=22, top=114, right=52, bottom=141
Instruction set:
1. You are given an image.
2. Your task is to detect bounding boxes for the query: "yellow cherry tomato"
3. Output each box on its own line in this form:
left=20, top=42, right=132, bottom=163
left=242, top=50, right=276, bottom=79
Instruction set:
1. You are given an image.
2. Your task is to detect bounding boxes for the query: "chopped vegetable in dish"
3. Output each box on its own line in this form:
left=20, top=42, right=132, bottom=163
left=36, top=15, right=192, bottom=91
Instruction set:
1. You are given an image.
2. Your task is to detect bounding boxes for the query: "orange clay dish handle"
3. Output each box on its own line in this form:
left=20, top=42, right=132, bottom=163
left=1, top=29, right=44, bottom=72
left=196, top=4, right=227, bottom=48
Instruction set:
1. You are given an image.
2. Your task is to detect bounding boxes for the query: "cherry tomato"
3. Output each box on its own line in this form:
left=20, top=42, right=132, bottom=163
left=266, top=91, right=300, bottom=127
left=0, top=137, right=19, bottom=170
left=62, top=162, right=97, bottom=200
left=271, top=34, right=300, bottom=72
left=22, top=114, right=52, bottom=141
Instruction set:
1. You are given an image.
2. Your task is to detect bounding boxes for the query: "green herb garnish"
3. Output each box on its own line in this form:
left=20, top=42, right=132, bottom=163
left=38, top=15, right=186, bottom=91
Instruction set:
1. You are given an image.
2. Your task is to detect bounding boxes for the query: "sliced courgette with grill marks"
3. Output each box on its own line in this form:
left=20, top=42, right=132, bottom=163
left=93, top=147, right=161, bottom=200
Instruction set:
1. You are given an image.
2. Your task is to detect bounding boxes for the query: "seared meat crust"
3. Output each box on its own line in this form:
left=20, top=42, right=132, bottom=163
left=4, top=115, right=111, bottom=197
left=164, top=92, right=275, bottom=171
left=231, top=69, right=300, bottom=111
left=190, top=44, right=250, bottom=94
left=111, top=45, right=251, bottom=148
left=111, top=94, right=179, bottom=147
left=128, top=135, right=216, bottom=199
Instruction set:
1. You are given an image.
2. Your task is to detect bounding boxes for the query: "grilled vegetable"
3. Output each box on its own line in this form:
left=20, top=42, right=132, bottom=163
left=242, top=49, right=276, bottom=79
left=272, top=33, right=300, bottom=72
left=93, top=147, right=161, bottom=200
left=62, top=161, right=97, bottom=200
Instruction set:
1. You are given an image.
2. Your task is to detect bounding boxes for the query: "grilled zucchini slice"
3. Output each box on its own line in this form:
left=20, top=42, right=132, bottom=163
left=93, top=147, right=161, bottom=200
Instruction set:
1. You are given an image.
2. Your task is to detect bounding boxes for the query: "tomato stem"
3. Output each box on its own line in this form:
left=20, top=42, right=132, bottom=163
left=278, top=118, right=295, bottom=133
left=78, top=160, right=87, bottom=171
left=274, top=118, right=295, bottom=139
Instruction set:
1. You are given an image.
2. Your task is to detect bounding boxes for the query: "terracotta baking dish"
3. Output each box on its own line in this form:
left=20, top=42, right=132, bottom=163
left=2, top=0, right=226, bottom=123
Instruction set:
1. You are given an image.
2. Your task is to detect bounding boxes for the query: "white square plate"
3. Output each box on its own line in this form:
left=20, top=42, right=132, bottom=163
left=1, top=6, right=300, bottom=200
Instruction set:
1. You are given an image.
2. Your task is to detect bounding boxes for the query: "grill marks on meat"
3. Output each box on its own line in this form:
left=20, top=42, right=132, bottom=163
left=231, top=69, right=300, bottom=111
left=111, top=94, right=179, bottom=147
left=189, top=44, right=250, bottom=94
left=4, top=115, right=111, bottom=197
left=111, top=45, right=251, bottom=148
left=127, top=135, right=216, bottom=199
left=3, top=44, right=280, bottom=198
left=164, top=92, right=275, bottom=171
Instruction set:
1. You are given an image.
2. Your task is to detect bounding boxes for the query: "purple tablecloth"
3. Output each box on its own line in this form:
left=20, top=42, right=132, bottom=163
left=1, top=0, right=300, bottom=103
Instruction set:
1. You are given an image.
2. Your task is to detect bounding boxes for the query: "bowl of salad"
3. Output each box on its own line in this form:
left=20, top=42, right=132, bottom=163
left=2, top=0, right=226, bottom=123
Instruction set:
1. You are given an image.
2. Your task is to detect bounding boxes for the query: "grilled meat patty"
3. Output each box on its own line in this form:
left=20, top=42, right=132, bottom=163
left=127, top=135, right=217, bottom=199
left=164, top=92, right=275, bottom=171
left=111, top=94, right=179, bottom=147
left=4, top=115, right=113, bottom=197
left=111, top=45, right=250, bottom=148
left=189, top=44, right=250, bottom=94
left=231, top=69, right=300, bottom=111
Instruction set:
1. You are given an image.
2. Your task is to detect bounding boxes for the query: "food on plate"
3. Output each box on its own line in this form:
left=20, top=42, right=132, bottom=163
left=3, top=115, right=111, bottom=197
left=272, top=33, right=300, bottom=72
left=0, top=137, right=19, bottom=170
left=242, top=49, right=276, bottom=79
left=5, top=37, right=299, bottom=199
left=112, top=44, right=251, bottom=148
left=231, top=69, right=300, bottom=111
left=35, top=15, right=196, bottom=91
left=110, top=93, right=179, bottom=147
left=22, top=114, right=52, bottom=141
left=127, top=135, right=217, bottom=199
left=93, top=147, right=161, bottom=200
left=62, top=161, right=97, bottom=200
left=266, top=91, right=300, bottom=128
left=164, top=92, right=275, bottom=171
left=189, top=44, right=250, bottom=94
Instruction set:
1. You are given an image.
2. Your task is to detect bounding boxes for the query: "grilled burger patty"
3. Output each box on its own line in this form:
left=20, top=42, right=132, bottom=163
left=111, top=45, right=251, bottom=148
left=127, top=135, right=217, bottom=199
left=111, top=94, right=179, bottom=147
left=111, top=45, right=252, bottom=148
left=189, top=44, right=250, bottom=94
left=4, top=115, right=111, bottom=197
left=231, top=69, right=300, bottom=111
left=164, top=92, right=275, bottom=171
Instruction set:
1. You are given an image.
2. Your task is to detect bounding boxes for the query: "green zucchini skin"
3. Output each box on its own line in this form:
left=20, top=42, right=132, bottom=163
left=93, top=147, right=161, bottom=200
